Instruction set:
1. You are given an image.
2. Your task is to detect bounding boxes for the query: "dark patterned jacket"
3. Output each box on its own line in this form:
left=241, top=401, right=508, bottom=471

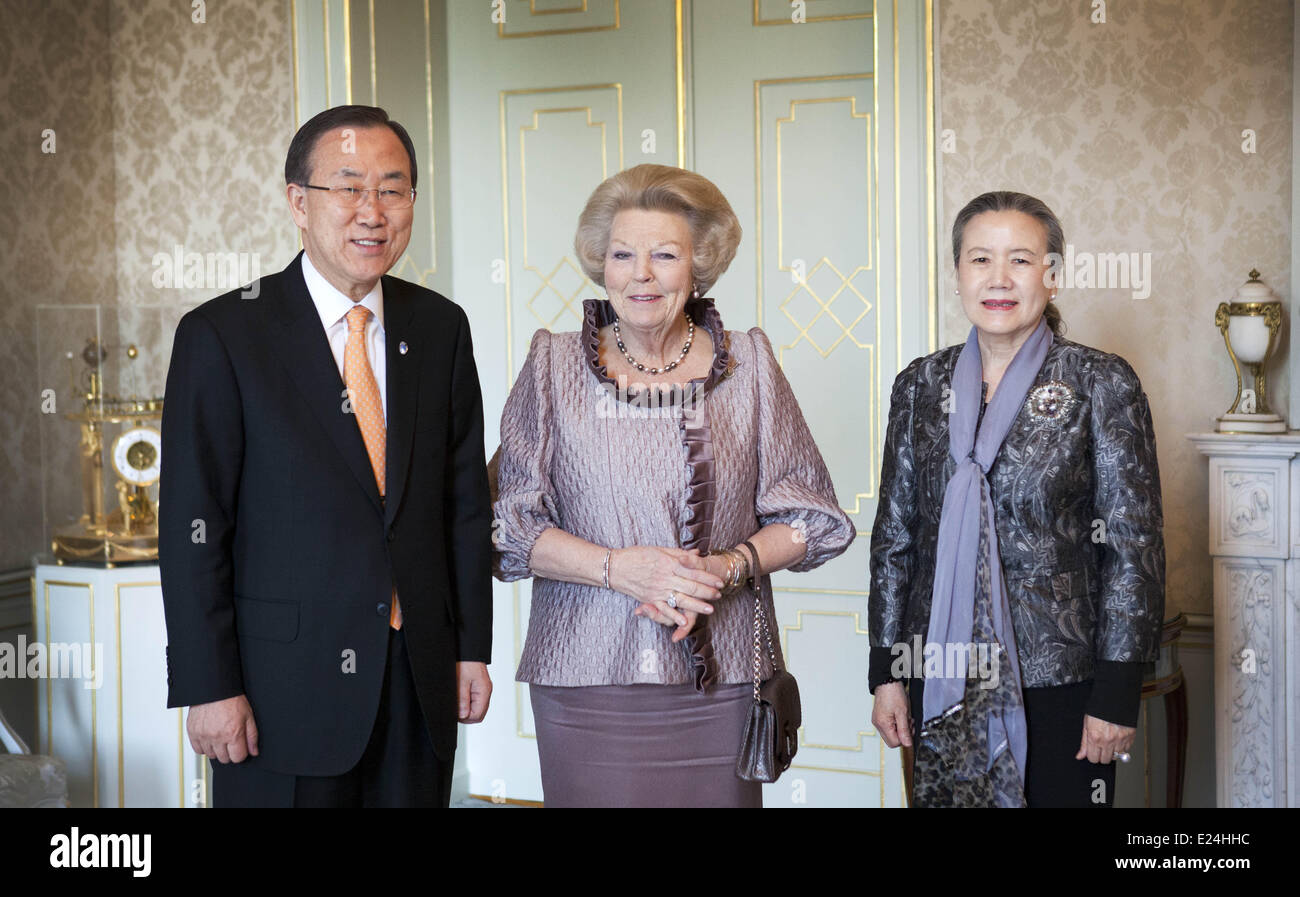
left=867, top=335, right=1166, bottom=726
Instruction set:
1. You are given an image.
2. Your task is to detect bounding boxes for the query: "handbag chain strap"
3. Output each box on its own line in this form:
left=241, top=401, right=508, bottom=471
left=750, top=577, right=779, bottom=702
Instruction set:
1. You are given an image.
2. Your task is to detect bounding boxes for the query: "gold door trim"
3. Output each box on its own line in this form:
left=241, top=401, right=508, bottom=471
left=773, top=586, right=870, bottom=596
left=42, top=579, right=97, bottom=807
left=512, top=583, right=536, bottom=739
left=297, top=1, right=441, bottom=280
left=112, top=580, right=160, bottom=808
left=752, top=0, right=872, bottom=26
left=778, top=257, right=873, bottom=358
left=375, top=0, right=441, bottom=281
left=924, top=0, right=936, bottom=351
left=675, top=0, right=685, bottom=167
left=757, top=75, right=875, bottom=521
left=500, top=83, right=624, bottom=378
left=498, top=0, right=620, bottom=38
left=322, top=0, right=332, bottom=107
left=177, top=708, right=185, bottom=807
left=787, top=740, right=892, bottom=809
left=526, top=0, right=588, bottom=13
left=893, top=0, right=902, bottom=367
left=783, top=610, right=874, bottom=752
left=342, top=0, right=353, bottom=104
left=753, top=73, right=873, bottom=329
left=291, top=0, right=302, bottom=128
left=519, top=107, right=610, bottom=331
left=368, top=0, right=377, bottom=104
left=423, top=0, right=438, bottom=274
left=776, top=98, right=872, bottom=274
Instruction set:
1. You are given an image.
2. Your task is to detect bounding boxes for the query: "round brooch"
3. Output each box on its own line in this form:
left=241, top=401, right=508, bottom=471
left=1025, top=380, right=1078, bottom=424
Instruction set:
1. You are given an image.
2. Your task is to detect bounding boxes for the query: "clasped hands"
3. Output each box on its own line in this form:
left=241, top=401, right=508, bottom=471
left=610, top=546, right=731, bottom=643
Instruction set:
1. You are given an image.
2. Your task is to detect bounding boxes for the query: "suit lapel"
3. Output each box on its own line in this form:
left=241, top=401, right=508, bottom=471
left=382, top=275, right=419, bottom=526
left=269, top=253, right=384, bottom=517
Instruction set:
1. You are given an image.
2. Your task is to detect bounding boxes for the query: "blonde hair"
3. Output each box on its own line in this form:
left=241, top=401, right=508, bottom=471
left=574, top=164, right=742, bottom=295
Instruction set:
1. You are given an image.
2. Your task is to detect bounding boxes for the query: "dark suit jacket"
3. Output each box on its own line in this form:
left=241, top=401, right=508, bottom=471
left=159, top=252, right=492, bottom=773
left=867, top=335, right=1165, bottom=726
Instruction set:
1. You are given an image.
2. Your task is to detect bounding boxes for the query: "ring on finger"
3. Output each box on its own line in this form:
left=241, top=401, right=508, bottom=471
left=666, top=590, right=678, bottom=609
left=1115, top=751, right=1131, bottom=763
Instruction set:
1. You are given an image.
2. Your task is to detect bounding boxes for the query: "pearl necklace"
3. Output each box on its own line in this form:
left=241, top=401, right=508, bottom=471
left=613, top=313, right=695, bottom=375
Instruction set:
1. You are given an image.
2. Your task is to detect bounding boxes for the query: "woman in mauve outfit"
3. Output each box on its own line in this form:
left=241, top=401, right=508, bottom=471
left=492, top=164, right=854, bottom=808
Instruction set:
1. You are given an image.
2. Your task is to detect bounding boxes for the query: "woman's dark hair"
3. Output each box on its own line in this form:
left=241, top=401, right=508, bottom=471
left=951, top=190, right=1064, bottom=335
left=284, top=105, right=418, bottom=189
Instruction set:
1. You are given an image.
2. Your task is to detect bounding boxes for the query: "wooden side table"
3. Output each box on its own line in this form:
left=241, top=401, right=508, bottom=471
left=1141, top=613, right=1188, bottom=808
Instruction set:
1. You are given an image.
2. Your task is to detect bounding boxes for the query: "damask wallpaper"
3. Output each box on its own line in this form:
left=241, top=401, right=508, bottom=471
left=0, top=0, right=118, bottom=571
left=937, top=0, right=1293, bottom=617
left=106, top=0, right=299, bottom=449
left=0, top=0, right=297, bottom=571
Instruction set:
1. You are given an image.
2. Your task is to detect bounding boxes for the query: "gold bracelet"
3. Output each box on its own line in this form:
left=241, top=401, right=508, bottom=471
left=730, top=548, right=749, bottom=589
left=710, top=547, right=751, bottom=594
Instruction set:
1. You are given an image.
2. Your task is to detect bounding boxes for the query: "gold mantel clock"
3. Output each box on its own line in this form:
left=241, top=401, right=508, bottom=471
left=52, top=338, right=164, bottom=565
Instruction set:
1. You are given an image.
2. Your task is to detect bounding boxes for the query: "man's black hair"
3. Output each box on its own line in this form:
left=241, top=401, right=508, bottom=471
left=284, top=105, right=418, bottom=189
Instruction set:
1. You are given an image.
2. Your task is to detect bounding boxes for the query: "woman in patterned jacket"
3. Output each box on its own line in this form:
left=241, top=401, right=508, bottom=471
left=868, top=191, right=1166, bottom=807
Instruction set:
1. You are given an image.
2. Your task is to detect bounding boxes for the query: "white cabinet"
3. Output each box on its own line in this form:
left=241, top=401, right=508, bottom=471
left=31, top=563, right=208, bottom=807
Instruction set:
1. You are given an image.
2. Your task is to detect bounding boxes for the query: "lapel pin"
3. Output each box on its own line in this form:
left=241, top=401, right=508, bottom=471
left=399, top=341, right=409, bottom=355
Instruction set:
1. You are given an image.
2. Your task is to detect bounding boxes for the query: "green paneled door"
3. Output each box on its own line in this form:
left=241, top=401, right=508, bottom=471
left=294, top=0, right=936, bottom=807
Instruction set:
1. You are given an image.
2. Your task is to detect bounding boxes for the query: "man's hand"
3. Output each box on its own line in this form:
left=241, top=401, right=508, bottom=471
left=187, top=694, right=259, bottom=764
left=871, top=682, right=913, bottom=748
left=1076, top=713, right=1136, bottom=764
left=457, top=662, right=492, bottom=723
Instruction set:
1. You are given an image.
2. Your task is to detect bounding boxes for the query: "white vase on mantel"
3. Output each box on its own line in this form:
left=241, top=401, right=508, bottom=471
left=1215, top=270, right=1285, bottom=434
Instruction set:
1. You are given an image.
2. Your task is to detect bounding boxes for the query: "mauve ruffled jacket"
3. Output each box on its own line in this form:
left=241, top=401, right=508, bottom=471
left=493, top=298, right=855, bottom=688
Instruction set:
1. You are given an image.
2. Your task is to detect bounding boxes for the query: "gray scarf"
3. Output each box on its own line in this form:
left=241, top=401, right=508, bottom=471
left=922, top=318, right=1051, bottom=804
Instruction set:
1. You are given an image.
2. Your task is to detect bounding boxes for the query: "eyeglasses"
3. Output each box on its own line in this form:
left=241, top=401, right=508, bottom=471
left=303, top=183, right=417, bottom=210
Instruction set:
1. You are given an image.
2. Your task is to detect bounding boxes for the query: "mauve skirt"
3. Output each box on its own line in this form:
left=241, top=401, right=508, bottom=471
left=529, top=682, right=762, bottom=808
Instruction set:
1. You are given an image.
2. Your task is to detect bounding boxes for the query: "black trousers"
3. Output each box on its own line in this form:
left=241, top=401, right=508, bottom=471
left=212, top=627, right=452, bottom=808
left=908, top=678, right=1117, bottom=807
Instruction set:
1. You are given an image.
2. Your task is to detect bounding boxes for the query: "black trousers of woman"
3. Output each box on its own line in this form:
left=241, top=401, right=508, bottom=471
left=907, top=678, right=1117, bottom=807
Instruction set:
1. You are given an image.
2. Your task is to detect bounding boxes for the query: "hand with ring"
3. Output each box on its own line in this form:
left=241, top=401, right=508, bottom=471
left=1076, top=713, right=1136, bottom=765
left=608, top=546, right=723, bottom=643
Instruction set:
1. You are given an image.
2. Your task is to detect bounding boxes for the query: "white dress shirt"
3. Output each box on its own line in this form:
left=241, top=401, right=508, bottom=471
left=301, top=251, right=387, bottom=423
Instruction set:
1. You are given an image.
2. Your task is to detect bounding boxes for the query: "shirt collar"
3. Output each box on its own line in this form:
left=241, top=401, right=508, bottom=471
left=301, top=251, right=385, bottom=332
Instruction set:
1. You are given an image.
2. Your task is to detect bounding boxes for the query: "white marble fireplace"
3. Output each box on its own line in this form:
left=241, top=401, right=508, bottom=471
left=1188, top=432, right=1300, bottom=807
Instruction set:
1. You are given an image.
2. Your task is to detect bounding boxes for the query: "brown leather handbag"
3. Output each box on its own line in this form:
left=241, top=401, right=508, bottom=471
left=735, top=575, right=801, bottom=782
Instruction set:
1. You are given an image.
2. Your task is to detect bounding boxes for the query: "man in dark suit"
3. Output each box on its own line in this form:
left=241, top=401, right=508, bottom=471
left=159, top=105, right=493, bottom=807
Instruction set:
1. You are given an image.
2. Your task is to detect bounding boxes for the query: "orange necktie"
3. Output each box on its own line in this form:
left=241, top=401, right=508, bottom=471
left=344, top=305, right=402, bottom=629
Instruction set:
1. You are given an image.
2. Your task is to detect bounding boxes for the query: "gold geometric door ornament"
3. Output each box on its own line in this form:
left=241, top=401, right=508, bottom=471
left=519, top=106, right=611, bottom=330
left=526, top=256, right=598, bottom=330
left=501, top=83, right=623, bottom=375
left=758, top=82, right=874, bottom=516
left=780, top=257, right=872, bottom=357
